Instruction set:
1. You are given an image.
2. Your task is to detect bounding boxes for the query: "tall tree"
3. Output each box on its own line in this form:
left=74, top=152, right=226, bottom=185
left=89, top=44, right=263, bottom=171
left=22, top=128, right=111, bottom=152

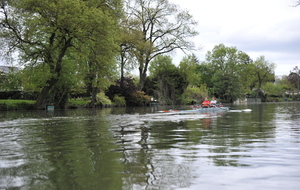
left=205, top=44, right=251, bottom=102
left=125, top=0, right=198, bottom=90
left=148, top=55, right=185, bottom=104
left=196, top=62, right=214, bottom=90
left=118, top=20, right=138, bottom=89
left=288, top=66, right=300, bottom=90
left=250, top=56, right=275, bottom=99
left=178, top=54, right=201, bottom=87
left=83, top=0, right=122, bottom=107
left=0, top=0, right=121, bottom=109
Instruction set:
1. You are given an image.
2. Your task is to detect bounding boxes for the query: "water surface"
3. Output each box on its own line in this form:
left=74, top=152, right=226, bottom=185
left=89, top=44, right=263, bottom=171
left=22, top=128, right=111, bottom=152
left=0, top=103, right=299, bottom=189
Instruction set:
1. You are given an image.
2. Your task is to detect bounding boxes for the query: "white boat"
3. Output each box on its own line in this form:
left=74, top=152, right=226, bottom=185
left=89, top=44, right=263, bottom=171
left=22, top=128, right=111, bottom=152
left=160, top=106, right=251, bottom=114
left=161, top=106, right=229, bottom=114
left=178, top=107, right=229, bottom=113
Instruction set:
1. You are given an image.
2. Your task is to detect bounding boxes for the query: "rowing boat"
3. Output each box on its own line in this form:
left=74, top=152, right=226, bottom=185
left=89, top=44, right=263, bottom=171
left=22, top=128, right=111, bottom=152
left=162, top=107, right=230, bottom=114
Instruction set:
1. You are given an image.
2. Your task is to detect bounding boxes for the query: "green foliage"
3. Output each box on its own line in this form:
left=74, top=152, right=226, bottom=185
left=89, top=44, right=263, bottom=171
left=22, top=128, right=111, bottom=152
left=20, top=64, right=52, bottom=92
left=0, top=0, right=122, bottom=109
left=262, top=82, right=285, bottom=97
left=179, top=55, right=201, bottom=86
left=288, top=66, right=300, bottom=90
left=129, top=91, right=150, bottom=106
left=96, top=92, right=112, bottom=106
left=149, top=55, right=175, bottom=76
left=205, top=44, right=250, bottom=101
left=0, top=69, right=22, bottom=91
left=0, top=100, right=35, bottom=111
left=212, top=71, right=242, bottom=102
left=206, top=44, right=251, bottom=74
left=248, top=56, right=275, bottom=99
left=181, top=85, right=208, bottom=105
left=195, top=63, right=214, bottom=89
left=113, top=95, right=126, bottom=107
left=106, top=76, right=139, bottom=106
left=277, top=75, right=294, bottom=91
left=147, top=55, right=187, bottom=104
left=68, top=99, right=89, bottom=106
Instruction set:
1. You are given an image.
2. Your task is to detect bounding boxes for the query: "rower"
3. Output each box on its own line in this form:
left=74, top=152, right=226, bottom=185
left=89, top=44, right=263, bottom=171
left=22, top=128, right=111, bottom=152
left=202, top=98, right=210, bottom=108
left=210, top=97, right=217, bottom=107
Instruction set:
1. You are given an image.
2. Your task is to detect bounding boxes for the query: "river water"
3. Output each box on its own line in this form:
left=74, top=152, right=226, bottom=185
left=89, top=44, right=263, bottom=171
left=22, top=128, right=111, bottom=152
left=0, top=102, right=299, bottom=190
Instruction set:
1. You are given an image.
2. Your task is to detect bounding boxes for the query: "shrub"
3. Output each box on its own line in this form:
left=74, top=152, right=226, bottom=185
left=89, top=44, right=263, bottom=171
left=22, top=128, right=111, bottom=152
left=113, top=95, right=126, bottom=107
left=96, top=92, right=112, bottom=107
left=129, top=91, right=150, bottom=106
left=182, top=86, right=208, bottom=105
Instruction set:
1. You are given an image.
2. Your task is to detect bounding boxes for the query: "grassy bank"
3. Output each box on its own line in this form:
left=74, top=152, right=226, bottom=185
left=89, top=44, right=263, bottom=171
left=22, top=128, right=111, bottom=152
left=0, top=99, right=91, bottom=111
left=0, top=100, right=35, bottom=111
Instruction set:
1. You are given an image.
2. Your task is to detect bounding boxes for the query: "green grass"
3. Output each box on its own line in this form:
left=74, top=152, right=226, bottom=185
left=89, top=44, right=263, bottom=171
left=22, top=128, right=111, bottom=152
left=0, top=100, right=35, bottom=104
left=0, top=99, right=35, bottom=110
left=68, top=99, right=90, bottom=106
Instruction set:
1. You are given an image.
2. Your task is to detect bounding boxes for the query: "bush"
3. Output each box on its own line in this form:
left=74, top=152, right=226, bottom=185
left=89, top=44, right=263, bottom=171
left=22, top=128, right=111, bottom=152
left=129, top=91, right=150, bottom=106
left=96, top=92, right=112, bottom=107
left=113, top=95, right=126, bottom=107
left=182, top=86, right=208, bottom=105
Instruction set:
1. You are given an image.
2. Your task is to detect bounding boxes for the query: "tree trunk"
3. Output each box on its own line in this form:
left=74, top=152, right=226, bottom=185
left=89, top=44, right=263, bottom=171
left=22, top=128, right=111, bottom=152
left=34, top=37, right=72, bottom=109
left=34, top=78, right=58, bottom=109
left=139, top=64, right=148, bottom=91
left=87, top=87, right=99, bottom=108
left=139, top=73, right=146, bottom=91
left=120, top=54, right=125, bottom=89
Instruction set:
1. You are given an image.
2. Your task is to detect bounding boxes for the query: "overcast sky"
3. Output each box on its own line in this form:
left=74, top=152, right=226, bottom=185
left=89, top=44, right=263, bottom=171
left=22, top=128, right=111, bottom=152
left=170, top=0, right=300, bottom=76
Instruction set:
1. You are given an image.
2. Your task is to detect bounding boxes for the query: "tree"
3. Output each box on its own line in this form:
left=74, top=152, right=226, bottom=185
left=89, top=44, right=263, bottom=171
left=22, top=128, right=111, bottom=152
left=288, top=66, right=300, bottom=90
left=0, top=66, right=21, bottom=91
left=205, top=44, right=250, bottom=74
left=262, top=82, right=286, bottom=98
left=178, top=54, right=201, bottom=87
left=205, top=44, right=251, bottom=102
left=250, top=56, right=275, bottom=99
left=178, top=55, right=206, bottom=104
left=195, top=62, right=214, bottom=90
left=118, top=18, right=140, bottom=89
left=148, top=55, right=185, bottom=104
left=106, top=76, right=140, bottom=106
left=125, top=0, right=198, bottom=90
left=212, top=70, right=242, bottom=102
left=0, top=0, right=122, bottom=109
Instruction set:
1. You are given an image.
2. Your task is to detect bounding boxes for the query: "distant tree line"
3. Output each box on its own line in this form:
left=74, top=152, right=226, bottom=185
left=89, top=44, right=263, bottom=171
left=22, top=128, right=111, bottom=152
left=0, top=0, right=299, bottom=109
left=143, top=44, right=299, bottom=104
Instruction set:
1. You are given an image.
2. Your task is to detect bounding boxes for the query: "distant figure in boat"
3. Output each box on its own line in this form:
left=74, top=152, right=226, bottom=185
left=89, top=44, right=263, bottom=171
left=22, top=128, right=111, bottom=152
left=202, top=98, right=210, bottom=108
left=210, top=97, right=217, bottom=107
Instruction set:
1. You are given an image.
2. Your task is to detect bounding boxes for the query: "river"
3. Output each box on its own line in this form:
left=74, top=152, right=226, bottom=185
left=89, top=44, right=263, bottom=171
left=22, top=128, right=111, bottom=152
left=0, top=102, right=299, bottom=190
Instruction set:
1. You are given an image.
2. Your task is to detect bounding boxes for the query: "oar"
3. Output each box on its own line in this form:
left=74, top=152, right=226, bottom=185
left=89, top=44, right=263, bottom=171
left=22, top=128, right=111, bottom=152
left=158, top=109, right=179, bottom=113
left=227, top=107, right=252, bottom=112
left=158, top=105, right=196, bottom=113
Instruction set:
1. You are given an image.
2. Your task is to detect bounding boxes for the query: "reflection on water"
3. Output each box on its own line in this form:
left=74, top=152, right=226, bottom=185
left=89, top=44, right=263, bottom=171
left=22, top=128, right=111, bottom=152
left=0, top=103, right=300, bottom=190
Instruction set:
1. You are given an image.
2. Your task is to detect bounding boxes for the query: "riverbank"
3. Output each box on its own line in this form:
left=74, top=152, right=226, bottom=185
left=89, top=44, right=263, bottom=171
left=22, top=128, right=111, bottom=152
left=0, top=99, right=90, bottom=111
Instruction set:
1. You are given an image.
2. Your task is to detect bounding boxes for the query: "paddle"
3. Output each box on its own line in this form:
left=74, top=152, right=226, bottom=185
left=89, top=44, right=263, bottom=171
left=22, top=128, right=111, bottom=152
left=157, top=109, right=179, bottom=113
left=227, top=107, right=252, bottom=112
left=157, top=105, right=200, bottom=113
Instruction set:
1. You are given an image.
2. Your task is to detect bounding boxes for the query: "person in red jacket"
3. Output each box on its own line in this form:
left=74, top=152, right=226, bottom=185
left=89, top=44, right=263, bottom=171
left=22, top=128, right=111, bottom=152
left=202, top=97, right=210, bottom=108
